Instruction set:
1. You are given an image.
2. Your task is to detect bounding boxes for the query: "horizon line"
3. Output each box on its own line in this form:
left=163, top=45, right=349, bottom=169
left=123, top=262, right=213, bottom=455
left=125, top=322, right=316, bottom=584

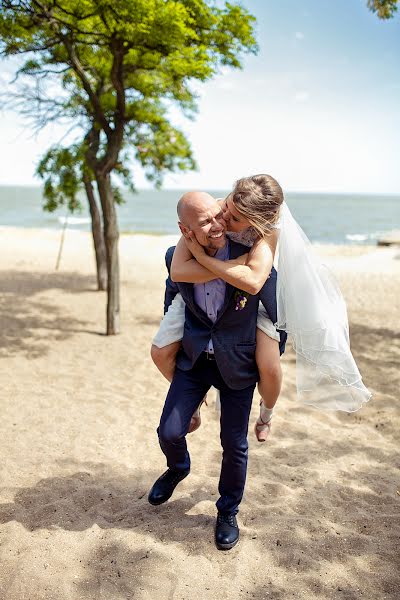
left=0, top=183, right=399, bottom=197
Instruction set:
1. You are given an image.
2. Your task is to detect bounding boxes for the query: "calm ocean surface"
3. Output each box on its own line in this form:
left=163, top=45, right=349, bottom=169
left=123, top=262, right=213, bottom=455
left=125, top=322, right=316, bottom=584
left=0, top=186, right=398, bottom=245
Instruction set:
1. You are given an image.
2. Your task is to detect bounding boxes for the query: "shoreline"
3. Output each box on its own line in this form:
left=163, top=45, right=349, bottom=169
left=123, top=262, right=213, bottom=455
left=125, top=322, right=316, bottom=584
left=2, top=226, right=399, bottom=284
left=0, top=223, right=392, bottom=245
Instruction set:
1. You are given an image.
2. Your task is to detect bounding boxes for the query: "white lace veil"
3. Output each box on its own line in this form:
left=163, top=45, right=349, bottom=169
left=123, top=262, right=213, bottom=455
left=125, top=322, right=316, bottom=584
left=276, top=202, right=371, bottom=412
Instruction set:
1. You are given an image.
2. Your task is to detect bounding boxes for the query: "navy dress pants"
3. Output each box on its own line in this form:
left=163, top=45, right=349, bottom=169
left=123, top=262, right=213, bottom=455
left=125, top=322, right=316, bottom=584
left=158, top=354, right=256, bottom=516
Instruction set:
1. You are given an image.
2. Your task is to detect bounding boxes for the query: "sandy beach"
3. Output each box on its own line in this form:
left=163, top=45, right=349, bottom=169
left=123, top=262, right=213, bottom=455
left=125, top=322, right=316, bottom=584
left=0, top=226, right=399, bottom=600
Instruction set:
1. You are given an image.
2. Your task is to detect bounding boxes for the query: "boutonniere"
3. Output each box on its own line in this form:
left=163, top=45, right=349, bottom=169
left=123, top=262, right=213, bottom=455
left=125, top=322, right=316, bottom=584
left=234, top=290, right=249, bottom=311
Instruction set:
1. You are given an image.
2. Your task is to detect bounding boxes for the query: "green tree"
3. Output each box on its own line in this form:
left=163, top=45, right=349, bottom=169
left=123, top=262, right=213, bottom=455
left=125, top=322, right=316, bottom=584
left=0, top=0, right=257, bottom=334
left=367, top=0, right=398, bottom=19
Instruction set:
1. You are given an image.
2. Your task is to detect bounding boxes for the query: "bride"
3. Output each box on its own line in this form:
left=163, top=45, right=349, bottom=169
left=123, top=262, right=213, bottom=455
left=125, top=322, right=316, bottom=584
left=151, top=174, right=371, bottom=440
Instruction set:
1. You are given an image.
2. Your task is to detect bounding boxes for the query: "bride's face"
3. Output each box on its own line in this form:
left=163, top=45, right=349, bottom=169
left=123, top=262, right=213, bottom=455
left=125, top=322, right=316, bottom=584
left=222, top=196, right=251, bottom=233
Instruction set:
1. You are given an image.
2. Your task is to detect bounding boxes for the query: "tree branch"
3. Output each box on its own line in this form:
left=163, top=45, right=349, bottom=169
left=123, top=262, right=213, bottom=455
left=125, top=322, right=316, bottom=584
left=61, top=35, right=113, bottom=138
left=30, top=0, right=106, bottom=39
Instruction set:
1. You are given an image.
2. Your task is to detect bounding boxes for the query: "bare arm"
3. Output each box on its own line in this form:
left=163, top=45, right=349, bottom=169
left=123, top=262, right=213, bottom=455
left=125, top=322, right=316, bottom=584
left=170, top=236, right=217, bottom=283
left=171, top=235, right=249, bottom=284
left=185, top=233, right=278, bottom=295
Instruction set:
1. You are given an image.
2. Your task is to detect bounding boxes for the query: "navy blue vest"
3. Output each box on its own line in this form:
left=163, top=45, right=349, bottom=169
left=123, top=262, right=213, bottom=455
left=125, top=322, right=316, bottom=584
left=164, top=239, right=286, bottom=390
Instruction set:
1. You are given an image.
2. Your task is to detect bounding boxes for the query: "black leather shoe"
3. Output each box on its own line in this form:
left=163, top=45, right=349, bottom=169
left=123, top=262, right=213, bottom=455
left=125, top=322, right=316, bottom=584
left=148, top=468, right=190, bottom=506
left=215, top=512, right=239, bottom=550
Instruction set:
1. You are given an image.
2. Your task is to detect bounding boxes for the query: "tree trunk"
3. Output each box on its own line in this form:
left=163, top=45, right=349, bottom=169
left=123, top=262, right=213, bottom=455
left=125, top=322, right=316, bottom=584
left=96, top=173, right=120, bottom=335
left=83, top=174, right=107, bottom=291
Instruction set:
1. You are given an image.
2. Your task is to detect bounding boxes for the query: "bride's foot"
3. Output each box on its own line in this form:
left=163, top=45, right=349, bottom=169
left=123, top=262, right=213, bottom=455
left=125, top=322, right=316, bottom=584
left=254, top=401, right=273, bottom=442
left=188, top=396, right=207, bottom=434
left=254, top=418, right=272, bottom=442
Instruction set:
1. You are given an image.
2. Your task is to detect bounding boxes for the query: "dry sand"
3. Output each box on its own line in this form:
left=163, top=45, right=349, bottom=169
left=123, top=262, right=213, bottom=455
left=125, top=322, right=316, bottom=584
left=0, top=226, right=399, bottom=600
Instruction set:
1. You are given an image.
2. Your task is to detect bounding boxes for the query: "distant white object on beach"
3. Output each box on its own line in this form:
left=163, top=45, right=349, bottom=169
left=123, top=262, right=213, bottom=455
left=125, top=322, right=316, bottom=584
left=58, top=216, right=91, bottom=226
left=346, top=234, right=369, bottom=242
left=377, top=230, right=400, bottom=246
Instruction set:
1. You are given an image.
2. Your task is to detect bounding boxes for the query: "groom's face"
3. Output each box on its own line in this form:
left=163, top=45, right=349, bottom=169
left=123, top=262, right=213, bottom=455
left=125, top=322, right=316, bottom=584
left=178, top=193, right=227, bottom=252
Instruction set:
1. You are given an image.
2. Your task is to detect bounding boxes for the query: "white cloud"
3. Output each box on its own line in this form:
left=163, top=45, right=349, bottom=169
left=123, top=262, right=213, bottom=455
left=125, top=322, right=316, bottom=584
left=294, top=91, right=310, bottom=103
left=295, top=32, right=305, bottom=41
left=218, top=66, right=232, bottom=77
left=216, top=80, right=236, bottom=91
left=251, top=78, right=266, bottom=87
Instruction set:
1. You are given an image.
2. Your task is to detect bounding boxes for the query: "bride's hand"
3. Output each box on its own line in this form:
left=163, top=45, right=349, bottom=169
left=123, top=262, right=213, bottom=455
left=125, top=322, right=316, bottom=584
left=184, top=231, right=205, bottom=259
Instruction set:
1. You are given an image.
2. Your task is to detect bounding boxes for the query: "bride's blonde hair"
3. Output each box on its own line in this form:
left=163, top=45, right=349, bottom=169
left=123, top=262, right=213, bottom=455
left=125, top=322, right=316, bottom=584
left=229, top=174, right=284, bottom=238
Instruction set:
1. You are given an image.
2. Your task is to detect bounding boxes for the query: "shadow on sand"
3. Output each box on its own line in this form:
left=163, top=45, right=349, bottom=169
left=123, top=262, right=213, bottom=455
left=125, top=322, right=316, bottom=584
left=0, top=270, right=104, bottom=358
left=0, top=425, right=399, bottom=598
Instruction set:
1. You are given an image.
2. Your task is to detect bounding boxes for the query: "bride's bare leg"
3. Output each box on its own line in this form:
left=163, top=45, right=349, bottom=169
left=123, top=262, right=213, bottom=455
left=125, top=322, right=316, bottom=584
left=150, top=341, right=204, bottom=433
left=254, top=329, right=282, bottom=442
left=150, top=342, right=181, bottom=382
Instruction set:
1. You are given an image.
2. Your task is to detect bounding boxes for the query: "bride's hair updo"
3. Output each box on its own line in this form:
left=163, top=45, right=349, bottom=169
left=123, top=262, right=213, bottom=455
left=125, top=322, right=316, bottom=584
left=230, top=174, right=284, bottom=238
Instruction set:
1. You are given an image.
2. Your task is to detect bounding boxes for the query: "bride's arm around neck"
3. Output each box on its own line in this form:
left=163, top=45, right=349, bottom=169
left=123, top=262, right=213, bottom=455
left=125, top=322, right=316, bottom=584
left=193, top=232, right=277, bottom=295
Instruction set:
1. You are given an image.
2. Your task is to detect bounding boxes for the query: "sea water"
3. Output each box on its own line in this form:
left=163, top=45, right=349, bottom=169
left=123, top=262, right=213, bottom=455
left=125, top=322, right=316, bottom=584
left=0, top=185, right=398, bottom=245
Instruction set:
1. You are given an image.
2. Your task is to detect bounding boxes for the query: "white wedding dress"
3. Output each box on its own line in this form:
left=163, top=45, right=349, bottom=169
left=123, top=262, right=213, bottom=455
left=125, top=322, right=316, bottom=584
left=275, top=202, right=371, bottom=412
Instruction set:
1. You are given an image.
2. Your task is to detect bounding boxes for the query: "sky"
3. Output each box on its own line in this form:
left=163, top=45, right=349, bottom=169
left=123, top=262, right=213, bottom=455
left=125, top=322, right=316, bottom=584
left=0, top=0, right=399, bottom=193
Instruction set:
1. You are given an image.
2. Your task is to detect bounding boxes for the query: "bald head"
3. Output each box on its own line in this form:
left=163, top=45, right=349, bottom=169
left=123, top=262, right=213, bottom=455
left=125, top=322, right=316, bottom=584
left=176, top=191, right=227, bottom=254
left=177, top=191, right=217, bottom=226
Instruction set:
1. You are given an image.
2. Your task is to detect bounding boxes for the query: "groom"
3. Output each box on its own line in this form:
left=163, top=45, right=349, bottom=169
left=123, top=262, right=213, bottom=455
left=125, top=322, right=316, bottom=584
left=148, top=191, right=286, bottom=550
